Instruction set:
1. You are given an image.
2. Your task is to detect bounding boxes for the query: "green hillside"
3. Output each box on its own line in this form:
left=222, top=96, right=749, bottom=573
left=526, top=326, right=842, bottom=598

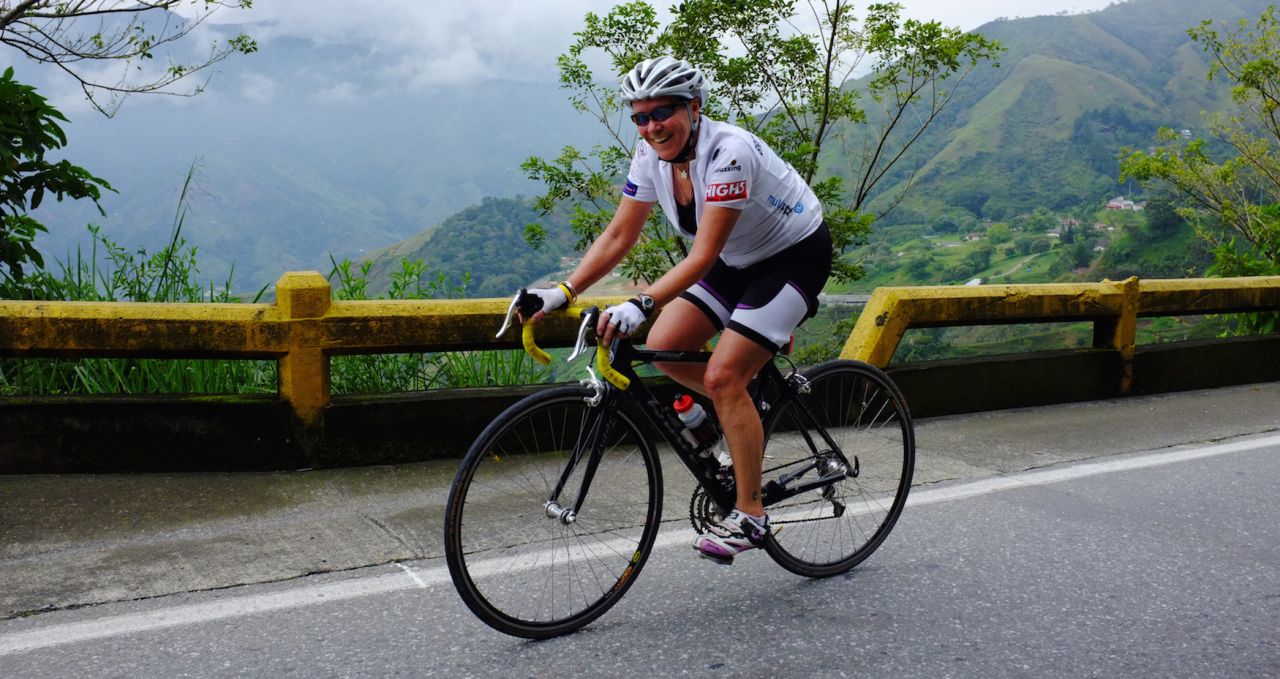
left=363, top=0, right=1265, bottom=301
left=359, top=197, right=575, bottom=298
left=21, top=0, right=1269, bottom=300
left=844, top=0, right=1272, bottom=224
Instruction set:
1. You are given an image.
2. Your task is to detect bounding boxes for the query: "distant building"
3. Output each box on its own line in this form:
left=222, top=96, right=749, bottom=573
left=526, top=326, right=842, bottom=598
left=1106, top=196, right=1145, bottom=211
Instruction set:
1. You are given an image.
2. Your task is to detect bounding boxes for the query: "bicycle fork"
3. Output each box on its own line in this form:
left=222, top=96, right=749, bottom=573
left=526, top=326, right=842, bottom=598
left=545, top=393, right=617, bottom=525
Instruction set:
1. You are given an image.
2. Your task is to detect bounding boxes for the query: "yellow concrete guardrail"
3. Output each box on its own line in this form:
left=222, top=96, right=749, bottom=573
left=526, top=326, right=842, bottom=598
left=2, top=272, right=1278, bottom=425
left=840, top=275, right=1280, bottom=391
left=0, top=272, right=627, bottom=426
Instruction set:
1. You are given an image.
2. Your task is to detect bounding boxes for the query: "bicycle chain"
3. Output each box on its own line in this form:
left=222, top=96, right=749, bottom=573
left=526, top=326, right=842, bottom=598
left=688, top=458, right=845, bottom=533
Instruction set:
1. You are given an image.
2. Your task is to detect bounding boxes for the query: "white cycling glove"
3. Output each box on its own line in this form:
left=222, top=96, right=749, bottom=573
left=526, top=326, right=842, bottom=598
left=603, top=299, right=648, bottom=335
left=524, top=283, right=572, bottom=315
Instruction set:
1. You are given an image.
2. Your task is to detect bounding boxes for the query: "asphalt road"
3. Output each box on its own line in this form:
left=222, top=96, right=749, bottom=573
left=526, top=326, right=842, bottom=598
left=3, top=433, right=1277, bottom=678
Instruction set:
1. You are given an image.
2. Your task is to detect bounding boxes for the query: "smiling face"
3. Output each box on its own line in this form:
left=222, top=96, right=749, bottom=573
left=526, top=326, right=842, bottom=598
left=632, top=96, right=699, bottom=162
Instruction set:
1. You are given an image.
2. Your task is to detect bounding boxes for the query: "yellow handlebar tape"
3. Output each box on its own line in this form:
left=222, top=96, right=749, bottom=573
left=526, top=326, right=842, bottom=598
left=518, top=306, right=629, bottom=389
left=522, top=322, right=552, bottom=366
left=596, top=343, right=631, bottom=390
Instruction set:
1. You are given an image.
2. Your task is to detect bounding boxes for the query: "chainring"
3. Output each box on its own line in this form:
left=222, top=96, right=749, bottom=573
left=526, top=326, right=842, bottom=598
left=688, top=485, right=727, bottom=535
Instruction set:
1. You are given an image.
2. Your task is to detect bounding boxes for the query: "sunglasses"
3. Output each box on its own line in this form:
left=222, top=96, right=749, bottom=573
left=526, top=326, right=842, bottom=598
left=630, top=103, right=686, bottom=126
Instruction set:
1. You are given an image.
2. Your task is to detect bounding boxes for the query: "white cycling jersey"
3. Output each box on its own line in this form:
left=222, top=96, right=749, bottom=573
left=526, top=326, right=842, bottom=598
left=623, top=117, right=824, bottom=267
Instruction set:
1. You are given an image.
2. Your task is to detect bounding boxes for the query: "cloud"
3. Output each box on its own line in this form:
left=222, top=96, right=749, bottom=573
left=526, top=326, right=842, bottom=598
left=211, top=0, right=624, bottom=87
left=312, top=80, right=360, bottom=103
left=198, top=0, right=1122, bottom=97
left=239, top=73, right=277, bottom=103
left=895, top=0, right=1119, bottom=29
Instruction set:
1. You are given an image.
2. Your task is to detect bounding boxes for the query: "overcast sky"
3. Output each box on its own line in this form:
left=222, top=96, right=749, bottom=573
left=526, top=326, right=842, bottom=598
left=209, top=0, right=1123, bottom=90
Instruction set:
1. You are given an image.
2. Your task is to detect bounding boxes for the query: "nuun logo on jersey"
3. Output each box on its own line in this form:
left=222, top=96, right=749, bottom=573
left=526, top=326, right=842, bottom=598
left=624, top=180, right=639, bottom=197
left=706, top=181, right=748, bottom=202
left=768, top=194, right=804, bottom=215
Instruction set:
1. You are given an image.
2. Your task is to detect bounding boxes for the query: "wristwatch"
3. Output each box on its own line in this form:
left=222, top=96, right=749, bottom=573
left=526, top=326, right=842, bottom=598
left=631, top=293, right=656, bottom=318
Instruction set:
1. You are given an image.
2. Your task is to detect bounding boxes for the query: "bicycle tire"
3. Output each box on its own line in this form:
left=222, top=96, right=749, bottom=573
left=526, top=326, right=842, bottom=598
left=444, top=384, right=663, bottom=638
left=760, top=360, right=915, bottom=578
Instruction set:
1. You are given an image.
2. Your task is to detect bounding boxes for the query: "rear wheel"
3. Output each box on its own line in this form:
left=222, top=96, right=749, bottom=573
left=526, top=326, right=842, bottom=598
left=444, top=385, right=662, bottom=638
left=760, top=360, right=914, bottom=577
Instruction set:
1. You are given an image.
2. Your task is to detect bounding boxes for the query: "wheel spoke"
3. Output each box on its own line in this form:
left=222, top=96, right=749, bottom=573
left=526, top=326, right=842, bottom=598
left=762, top=361, right=914, bottom=577
left=444, top=387, right=662, bottom=638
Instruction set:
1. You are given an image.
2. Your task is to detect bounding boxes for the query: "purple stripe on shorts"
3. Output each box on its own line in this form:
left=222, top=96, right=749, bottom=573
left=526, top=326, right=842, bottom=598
left=697, top=280, right=732, bottom=310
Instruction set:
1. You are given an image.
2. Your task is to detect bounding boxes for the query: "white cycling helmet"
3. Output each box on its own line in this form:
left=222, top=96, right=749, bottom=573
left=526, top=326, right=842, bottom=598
left=620, top=56, right=705, bottom=103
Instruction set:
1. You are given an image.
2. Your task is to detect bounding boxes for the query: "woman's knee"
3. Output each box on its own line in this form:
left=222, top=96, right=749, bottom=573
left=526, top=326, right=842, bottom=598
left=645, top=299, right=715, bottom=350
left=703, top=359, right=749, bottom=397
left=702, top=332, right=774, bottom=398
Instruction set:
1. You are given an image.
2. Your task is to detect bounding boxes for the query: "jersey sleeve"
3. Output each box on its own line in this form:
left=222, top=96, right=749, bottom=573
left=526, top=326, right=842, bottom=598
left=701, top=137, right=755, bottom=210
left=623, top=143, right=658, bottom=203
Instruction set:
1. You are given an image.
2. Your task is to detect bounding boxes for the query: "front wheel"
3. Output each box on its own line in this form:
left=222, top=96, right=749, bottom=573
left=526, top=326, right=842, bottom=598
left=760, top=360, right=915, bottom=577
left=443, top=385, right=662, bottom=639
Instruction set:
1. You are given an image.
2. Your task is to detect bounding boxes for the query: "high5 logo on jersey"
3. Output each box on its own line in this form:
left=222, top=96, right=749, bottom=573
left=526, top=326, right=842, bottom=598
left=705, top=180, right=748, bottom=202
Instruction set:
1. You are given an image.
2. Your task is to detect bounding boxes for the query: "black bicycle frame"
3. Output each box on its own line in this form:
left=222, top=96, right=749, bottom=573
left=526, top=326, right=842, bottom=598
left=548, top=338, right=857, bottom=518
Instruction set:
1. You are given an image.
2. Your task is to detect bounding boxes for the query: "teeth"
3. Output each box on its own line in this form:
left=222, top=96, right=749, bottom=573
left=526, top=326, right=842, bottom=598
left=652, top=135, right=671, bottom=144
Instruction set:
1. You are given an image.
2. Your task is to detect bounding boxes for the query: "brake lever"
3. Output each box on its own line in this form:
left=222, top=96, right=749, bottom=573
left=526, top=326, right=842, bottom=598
left=567, top=306, right=600, bottom=362
left=495, top=291, right=522, bottom=338
left=568, top=314, right=593, bottom=361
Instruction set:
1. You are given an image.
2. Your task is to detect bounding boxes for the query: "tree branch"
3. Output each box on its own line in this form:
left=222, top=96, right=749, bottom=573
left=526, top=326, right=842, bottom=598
left=0, top=0, right=43, bottom=32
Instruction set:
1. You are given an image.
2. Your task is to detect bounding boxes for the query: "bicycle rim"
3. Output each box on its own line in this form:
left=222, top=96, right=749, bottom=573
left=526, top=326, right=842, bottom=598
left=444, top=386, right=662, bottom=638
left=761, top=360, right=915, bottom=577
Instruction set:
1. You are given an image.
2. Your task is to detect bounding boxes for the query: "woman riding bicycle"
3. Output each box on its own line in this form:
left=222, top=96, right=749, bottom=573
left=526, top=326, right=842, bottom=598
left=523, top=55, right=832, bottom=565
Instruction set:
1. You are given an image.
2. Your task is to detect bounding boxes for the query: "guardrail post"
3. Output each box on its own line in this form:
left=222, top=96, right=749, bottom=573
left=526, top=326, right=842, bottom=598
left=1093, top=276, right=1139, bottom=393
left=276, top=272, right=332, bottom=427
left=839, top=289, right=905, bottom=367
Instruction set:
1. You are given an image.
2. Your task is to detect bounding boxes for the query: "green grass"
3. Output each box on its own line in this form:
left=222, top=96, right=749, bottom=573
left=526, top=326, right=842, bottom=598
left=2, top=172, right=552, bottom=397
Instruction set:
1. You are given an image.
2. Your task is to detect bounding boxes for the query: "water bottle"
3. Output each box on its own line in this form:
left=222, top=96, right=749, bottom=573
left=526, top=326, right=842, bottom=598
left=672, top=394, right=722, bottom=462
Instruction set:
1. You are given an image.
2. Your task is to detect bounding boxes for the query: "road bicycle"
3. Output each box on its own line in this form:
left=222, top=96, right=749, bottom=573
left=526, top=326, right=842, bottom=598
left=443, top=292, right=916, bottom=638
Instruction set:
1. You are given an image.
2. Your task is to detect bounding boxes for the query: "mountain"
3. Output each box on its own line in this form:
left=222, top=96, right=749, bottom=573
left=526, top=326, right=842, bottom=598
left=358, top=196, right=576, bottom=299
left=849, top=0, right=1271, bottom=224
left=18, top=0, right=1272, bottom=297
left=19, top=32, right=607, bottom=293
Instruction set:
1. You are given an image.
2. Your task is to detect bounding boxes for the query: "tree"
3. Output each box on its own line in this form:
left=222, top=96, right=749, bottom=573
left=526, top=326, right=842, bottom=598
left=1120, top=6, right=1280, bottom=275
left=524, top=0, right=1000, bottom=284
left=962, top=242, right=992, bottom=275
left=0, top=67, right=111, bottom=283
left=1069, top=238, right=1092, bottom=270
left=904, top=253, right=932, bottom=278
left=930, top=214, right=959, bottom=234
left=1144, top=195, right=1184, bottom=236
left=986, top=222, right=1012, bottom=244
left=0, top=0, right=257, bottom=116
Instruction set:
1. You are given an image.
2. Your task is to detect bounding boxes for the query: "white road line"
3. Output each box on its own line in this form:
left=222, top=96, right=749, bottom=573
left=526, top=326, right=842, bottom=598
left=2, top=432, right=1277, bottom=656
left=906, top=433, right=1280, bottom=508
left=0, top=573, right=408, bottom=657
left=396, top=562, right=429, bottom=589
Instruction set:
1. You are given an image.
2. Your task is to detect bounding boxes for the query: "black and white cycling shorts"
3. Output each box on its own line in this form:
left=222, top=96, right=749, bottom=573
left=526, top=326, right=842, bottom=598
left=680, top=222, right=832, bottom=352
